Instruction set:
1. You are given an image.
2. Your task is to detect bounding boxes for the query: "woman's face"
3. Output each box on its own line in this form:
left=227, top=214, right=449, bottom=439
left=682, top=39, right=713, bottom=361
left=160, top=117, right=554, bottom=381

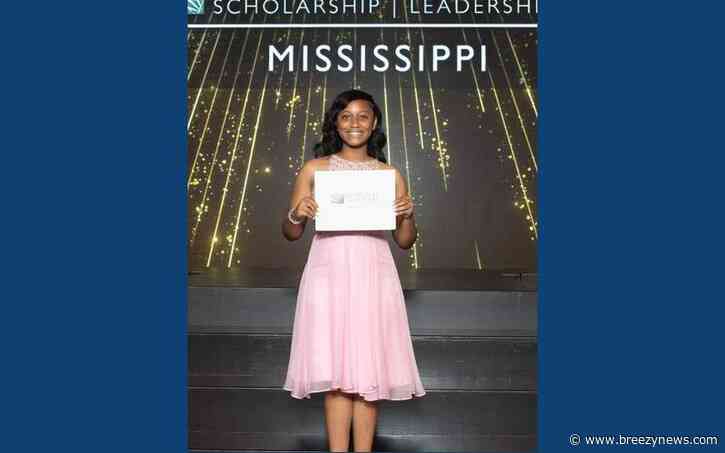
left=336, top=99, right=377, bottom=149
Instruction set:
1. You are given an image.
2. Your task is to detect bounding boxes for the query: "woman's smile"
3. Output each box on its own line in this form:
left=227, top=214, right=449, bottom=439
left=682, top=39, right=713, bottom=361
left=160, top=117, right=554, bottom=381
left=341, top=127, right=370, bottom=145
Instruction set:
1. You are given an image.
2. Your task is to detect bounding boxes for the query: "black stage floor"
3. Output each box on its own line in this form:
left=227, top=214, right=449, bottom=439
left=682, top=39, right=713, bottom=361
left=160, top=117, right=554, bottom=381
left=188, top=266, right=538, bottom=451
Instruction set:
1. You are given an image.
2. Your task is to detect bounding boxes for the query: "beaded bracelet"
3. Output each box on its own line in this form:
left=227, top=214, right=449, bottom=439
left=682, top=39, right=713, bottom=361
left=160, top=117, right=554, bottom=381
left=288, top=207, right=303, bottom=225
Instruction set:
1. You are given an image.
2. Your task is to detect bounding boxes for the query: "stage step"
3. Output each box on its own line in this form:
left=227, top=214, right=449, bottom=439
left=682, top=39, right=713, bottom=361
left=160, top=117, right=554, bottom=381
left=190, top=334, right=536, bottom=391
left=189, top=287, right=536, bottom=337
left=188, top=267, right=537, bottom=292
left=188, top=284, right=537, bottom=452
left=189, top=389, right=536, bottom=452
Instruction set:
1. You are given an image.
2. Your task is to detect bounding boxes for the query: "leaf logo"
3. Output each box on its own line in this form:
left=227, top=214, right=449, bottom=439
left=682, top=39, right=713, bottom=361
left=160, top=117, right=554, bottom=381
left=188, top=0, right=204, bottom=15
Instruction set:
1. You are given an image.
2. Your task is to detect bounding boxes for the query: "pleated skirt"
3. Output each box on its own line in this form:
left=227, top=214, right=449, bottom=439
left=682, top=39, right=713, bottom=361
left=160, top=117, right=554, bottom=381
left=283, top=230, right=426, bottom=402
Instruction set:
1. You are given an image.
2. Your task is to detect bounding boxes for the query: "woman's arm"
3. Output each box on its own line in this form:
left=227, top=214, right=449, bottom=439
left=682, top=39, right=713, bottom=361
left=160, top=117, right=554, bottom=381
left=392, top=169, right=417, bottom=249
left=282, top=161, right=317, bottom=241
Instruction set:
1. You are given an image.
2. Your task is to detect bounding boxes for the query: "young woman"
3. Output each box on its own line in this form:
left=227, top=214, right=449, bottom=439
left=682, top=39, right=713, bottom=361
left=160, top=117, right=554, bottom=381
left=281, top=89, right=426, bottom=452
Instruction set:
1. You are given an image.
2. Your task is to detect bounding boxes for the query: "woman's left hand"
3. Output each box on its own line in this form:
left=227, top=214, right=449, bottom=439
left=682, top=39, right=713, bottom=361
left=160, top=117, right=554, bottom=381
left=393, top=194, right=415, bottom=220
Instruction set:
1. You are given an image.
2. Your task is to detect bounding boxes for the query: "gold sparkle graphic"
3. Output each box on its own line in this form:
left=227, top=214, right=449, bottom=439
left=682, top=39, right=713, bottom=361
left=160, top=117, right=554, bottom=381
left=187, top=6, right=538, bottom=272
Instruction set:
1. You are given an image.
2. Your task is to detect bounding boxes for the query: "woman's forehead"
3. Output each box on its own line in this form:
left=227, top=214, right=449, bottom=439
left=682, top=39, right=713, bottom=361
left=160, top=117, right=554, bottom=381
left=341, top=100, right=373, bottom=113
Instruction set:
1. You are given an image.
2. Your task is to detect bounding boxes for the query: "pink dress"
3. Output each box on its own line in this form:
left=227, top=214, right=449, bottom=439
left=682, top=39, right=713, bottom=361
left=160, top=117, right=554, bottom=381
left=283, top=153, right=427, bottom=402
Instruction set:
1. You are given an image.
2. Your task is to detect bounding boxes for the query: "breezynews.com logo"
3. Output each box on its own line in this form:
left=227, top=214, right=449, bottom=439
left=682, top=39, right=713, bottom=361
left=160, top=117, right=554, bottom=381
left=569, top=433, right=719, bottom=447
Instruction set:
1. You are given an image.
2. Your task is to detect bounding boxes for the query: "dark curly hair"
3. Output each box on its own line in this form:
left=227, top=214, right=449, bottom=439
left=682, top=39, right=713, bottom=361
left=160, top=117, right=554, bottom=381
left=313, top=89, right=388, bottom=163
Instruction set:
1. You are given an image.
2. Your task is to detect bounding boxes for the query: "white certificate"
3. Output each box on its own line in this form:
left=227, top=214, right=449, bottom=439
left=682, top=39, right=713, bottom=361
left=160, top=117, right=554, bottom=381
left=314, top=169, right=396, bottom=231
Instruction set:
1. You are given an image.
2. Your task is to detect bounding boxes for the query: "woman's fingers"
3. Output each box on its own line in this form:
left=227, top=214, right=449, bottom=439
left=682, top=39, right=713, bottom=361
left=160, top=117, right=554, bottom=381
left=295, top=196, right=320, bottom=218
left=305, top=197, right=319, bottom=215
left=394, top=199, right=414, bottom=216
left=393, top=195, right=411, bottom=208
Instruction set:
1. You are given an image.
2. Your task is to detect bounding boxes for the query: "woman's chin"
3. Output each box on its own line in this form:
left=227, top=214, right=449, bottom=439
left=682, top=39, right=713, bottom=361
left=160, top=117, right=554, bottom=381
left=342, top=140, right=368, bottom=149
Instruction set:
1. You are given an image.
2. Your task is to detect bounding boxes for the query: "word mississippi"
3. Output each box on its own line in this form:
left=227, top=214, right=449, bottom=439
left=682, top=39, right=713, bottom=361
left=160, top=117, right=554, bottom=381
left=268, top=44, right=487, bottom=72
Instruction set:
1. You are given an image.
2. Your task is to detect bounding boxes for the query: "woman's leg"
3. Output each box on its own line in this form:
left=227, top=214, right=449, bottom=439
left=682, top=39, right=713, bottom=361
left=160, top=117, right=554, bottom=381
left=351, top=395, right=378, bottom=452
left=324, top=390, right=354, bottom=452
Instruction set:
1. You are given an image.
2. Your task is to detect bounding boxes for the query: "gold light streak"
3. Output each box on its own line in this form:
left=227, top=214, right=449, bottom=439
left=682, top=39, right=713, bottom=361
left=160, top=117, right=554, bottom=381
left=353, top=17, right=357, bottom=89
left=187, top=15, right=200, bottom=43
left=226, top=69, right=271, bottom=268
left=187, top=26, right=245, bottom=192
left=300, top=73, right=312, bottom=162
left=408, top=3, right=449, bottom=190
left=286, top=15, right=307, bottom=141
left=481, top=49, right=538, bottom=238
left=318, top=28, right=331, bottom=142
left=319, top=81, right=327, bottom=135
left=504, top=29, right=537, bottom=117
left=300, top=72, right=314, bottom=162
left=471, top=14, right=537, bottom=238
left=188, top=13, right=229, bottom=131
left=457, top=14, right=486, bottom=114
left=490, top=30, right=537, bottom=172
left=187, top=24, right=208, bottom=82
left=312, top=25, right=334, bottom=170
left=397, top=70, right=420, bottom=269
left=299, top=29, right=317, bottom=163
left=377, top=4, right=391, bottom=163
left=274, top=14, right=295, bottom=109
left=380, top=28, right=392, bottom=165
left=206, top=28, right=267, bottom=266
left=400, top=4, right=426, bottom=153
left=186, top=11, right=538, bottom=270
left=188, top=16, right=256, bottom=193
left=474, top=239, right=483, bottom=269
left=189, top=29, right=238, bottom=244
left=424, top=67, right=448, bottom=191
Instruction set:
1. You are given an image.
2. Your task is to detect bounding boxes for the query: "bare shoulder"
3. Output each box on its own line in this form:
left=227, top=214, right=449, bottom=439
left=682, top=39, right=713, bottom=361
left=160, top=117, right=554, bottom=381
left=299, top=156, right=329, bottom=175
left=378, top=161, right=397, bottom=172
left=306, top=156, right=331, bottom=171
left=379, top=161, right=403, bottom=180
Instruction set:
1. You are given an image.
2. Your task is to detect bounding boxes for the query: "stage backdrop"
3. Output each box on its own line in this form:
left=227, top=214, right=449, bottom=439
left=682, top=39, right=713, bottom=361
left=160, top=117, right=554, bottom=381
left=187, top=10, right=538, bottom=272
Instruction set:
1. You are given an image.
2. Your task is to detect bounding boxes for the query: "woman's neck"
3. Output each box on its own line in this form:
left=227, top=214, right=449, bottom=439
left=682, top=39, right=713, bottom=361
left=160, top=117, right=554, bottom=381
left=337, top=147, right=371, bottom=162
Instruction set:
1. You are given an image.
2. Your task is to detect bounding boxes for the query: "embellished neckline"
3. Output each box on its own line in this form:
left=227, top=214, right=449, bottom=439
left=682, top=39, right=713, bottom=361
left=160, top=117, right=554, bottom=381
left=330, top=153, right=378, bottom=165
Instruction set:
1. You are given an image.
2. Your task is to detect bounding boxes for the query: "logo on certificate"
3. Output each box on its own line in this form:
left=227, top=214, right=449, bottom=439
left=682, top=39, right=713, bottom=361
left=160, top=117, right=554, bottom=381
left=330, top=193, right=345, bottom=204
left=329, top=191, right=381, bottom=207
left=187, top=0, right=204, bottom=15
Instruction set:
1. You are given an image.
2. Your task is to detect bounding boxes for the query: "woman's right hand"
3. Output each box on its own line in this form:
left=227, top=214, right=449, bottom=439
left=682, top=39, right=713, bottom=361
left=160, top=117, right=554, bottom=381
left=292, top=196, right=319, bottom=222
